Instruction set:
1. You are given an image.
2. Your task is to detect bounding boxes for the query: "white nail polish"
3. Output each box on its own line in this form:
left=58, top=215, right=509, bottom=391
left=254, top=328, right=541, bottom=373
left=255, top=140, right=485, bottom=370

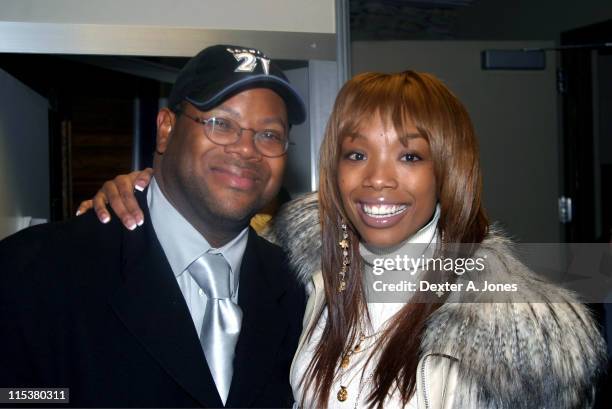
left=128, top=223, right=137, bottom=231
left=75, top=210, right=81, bottom=216
left=102, top=216, right=110, bottom=224
left=137, top=219, right=144, bottom=226
left=135, top=185, right=145, bottom=192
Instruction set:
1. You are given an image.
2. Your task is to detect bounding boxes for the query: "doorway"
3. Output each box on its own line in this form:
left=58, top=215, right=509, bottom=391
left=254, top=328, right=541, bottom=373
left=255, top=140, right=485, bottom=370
left=0, top=54, right=169, bottom=221
left=560, top=19, right=612, bottom=407
left=560, top=20, right=612, bottom=244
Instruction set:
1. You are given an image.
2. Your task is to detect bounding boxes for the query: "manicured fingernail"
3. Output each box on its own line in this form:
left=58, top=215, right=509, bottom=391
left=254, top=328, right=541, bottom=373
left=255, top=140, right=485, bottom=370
left=75, top=210, right=82, bottom=216
left=101, top=215, right=110, bottom=224
left=135, top=184, right=145, bottom=192
left=137, top=219, right=144, bottom=226
left=124, top=217, right=137, bottom=229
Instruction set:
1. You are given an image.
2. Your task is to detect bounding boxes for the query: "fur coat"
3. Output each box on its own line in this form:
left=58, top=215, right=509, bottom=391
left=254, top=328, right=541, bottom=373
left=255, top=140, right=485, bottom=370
left=263, top=191, right=607, bottom=409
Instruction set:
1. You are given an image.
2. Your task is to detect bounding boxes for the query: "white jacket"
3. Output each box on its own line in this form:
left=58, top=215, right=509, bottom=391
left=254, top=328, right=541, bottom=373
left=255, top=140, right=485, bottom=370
left=292, top=270, right=458, bottom=409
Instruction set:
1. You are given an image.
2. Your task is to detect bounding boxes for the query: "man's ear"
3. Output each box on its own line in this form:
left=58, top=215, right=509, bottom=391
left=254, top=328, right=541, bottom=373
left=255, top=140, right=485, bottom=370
left=156, top=108, right=176, bottom=154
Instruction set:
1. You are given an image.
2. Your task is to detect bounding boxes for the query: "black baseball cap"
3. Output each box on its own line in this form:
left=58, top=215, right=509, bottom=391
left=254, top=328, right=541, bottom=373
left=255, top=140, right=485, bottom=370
left=168, top=44, right=306, bottom=125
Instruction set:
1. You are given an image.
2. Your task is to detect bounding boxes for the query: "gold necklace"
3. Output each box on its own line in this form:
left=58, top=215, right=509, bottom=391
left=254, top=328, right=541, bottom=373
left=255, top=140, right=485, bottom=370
left=336, top=332, right=364, bottom=402
left=336, top=331, right=379, bottom=402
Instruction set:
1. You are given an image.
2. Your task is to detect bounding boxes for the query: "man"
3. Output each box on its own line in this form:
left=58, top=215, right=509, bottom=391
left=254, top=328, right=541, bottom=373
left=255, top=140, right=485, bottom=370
left=0, top=45, right=307, bottom=408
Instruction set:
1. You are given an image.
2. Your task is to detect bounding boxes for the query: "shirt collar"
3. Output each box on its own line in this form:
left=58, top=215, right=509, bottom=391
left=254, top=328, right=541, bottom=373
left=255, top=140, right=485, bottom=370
left=147, top=177, right=248, bottom=293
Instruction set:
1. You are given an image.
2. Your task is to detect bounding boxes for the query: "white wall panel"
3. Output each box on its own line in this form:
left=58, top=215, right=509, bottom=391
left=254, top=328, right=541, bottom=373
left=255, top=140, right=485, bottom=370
left=0, top=68, right=49, bottom=239
left=0, top=0, right=335, bottom=33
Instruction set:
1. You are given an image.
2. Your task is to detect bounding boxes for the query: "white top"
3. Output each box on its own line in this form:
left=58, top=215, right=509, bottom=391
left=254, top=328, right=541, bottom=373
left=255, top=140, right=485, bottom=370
left=291, top=206, right=440, bottom=409
left=147, top=177, right=248, bottom=337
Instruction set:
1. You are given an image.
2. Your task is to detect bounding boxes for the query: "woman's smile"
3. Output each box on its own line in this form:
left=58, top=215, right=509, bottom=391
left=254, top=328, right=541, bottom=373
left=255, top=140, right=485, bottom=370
left=356, top=200, right=410, bottom=228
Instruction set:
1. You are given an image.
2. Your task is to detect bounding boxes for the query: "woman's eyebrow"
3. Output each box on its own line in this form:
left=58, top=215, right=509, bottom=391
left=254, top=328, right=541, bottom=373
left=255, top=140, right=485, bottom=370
left=399, top=132, right=425, bottom=144
left=401, top=132, right=422, bottom=140
left=345, top=132, right=366, bottom=141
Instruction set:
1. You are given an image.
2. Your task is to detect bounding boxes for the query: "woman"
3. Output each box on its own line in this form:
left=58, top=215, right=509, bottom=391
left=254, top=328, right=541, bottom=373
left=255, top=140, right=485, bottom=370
left=79, top=71, right=606, bottom=408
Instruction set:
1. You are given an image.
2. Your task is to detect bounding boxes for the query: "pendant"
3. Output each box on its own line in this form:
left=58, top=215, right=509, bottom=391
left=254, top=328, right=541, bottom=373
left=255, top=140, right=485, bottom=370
left=337, top=385, right=348, bottom=402
left=341, top=356, right=350, bottom=369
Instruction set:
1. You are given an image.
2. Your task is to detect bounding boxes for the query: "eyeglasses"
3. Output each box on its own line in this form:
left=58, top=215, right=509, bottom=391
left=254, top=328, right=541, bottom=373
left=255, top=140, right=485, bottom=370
left=176, top=109, right=289, bottom=158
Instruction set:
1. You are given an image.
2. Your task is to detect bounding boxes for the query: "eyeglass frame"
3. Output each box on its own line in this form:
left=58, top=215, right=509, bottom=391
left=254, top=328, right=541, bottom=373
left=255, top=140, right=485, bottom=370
left=173, top=106, right=292, bottom=158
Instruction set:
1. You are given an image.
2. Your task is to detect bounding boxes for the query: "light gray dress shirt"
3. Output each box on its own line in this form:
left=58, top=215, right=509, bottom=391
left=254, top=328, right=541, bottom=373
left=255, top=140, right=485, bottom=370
left=147, top=177, right=248, bottom=337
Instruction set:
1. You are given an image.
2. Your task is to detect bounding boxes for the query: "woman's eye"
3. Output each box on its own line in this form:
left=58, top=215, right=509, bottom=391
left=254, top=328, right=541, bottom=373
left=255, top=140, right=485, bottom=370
left=346, top=152, right=366, bottom=161
left=401, top=153, right=421, bottom=162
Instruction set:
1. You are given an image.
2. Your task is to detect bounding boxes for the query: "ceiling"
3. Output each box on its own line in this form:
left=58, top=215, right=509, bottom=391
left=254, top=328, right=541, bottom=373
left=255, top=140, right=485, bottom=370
left=350, top=0, right=475, bottom=41
left=349, top=0, right=612, bottom=42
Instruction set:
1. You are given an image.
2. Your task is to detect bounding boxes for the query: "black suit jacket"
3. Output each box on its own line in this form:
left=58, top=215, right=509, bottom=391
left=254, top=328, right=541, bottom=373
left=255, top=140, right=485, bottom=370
left=0, top=191, right=305, bottom=408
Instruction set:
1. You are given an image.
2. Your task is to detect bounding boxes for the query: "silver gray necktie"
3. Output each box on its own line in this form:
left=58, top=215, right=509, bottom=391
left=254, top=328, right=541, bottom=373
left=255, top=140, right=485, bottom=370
left=188, top=253, right=242, bottom=404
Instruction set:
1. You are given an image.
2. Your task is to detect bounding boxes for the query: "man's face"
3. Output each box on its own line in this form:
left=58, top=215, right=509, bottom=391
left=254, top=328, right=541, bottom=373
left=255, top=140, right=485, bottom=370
left=156, top=88, right=288, bottom=236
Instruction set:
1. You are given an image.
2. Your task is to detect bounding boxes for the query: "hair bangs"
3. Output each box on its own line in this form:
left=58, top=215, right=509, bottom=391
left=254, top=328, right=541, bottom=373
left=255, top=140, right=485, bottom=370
left=334, top=73, right=420, bottom=144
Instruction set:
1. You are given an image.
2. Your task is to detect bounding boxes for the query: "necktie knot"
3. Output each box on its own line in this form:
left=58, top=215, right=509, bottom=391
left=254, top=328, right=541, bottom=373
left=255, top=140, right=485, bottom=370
left=188, top=253, right=231, bottom=299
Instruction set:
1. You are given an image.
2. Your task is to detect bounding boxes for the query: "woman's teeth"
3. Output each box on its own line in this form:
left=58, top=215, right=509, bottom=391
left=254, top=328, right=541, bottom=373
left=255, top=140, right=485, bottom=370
left=361, top=203, right=407, bottom=218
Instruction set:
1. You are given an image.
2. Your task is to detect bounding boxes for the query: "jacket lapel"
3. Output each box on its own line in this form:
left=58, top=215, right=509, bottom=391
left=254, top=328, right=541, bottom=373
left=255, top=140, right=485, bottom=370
left=226, top=229, right=289, bottom=407
left=109, top=191, right=223, bottom=408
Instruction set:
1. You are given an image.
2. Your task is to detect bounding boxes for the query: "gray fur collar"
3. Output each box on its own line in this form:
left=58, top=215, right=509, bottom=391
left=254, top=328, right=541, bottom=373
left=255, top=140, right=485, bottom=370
left=263, top=191, right=607, bottom=409
left=262, top=191, right=321, bottom=285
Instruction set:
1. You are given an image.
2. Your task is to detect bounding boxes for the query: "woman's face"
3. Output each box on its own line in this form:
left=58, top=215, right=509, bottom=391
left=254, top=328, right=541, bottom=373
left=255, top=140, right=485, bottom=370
left=337, top=114, right=437, bottom=248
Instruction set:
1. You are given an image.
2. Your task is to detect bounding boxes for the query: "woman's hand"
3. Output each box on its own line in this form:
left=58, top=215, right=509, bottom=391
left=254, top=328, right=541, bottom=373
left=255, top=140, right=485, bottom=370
left=76, top=168, right=153, bottom=230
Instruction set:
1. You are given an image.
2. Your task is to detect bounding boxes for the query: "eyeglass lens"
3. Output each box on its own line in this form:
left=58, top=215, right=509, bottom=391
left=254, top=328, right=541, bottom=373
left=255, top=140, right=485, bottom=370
left=206, top=117, right=287, bottom=157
